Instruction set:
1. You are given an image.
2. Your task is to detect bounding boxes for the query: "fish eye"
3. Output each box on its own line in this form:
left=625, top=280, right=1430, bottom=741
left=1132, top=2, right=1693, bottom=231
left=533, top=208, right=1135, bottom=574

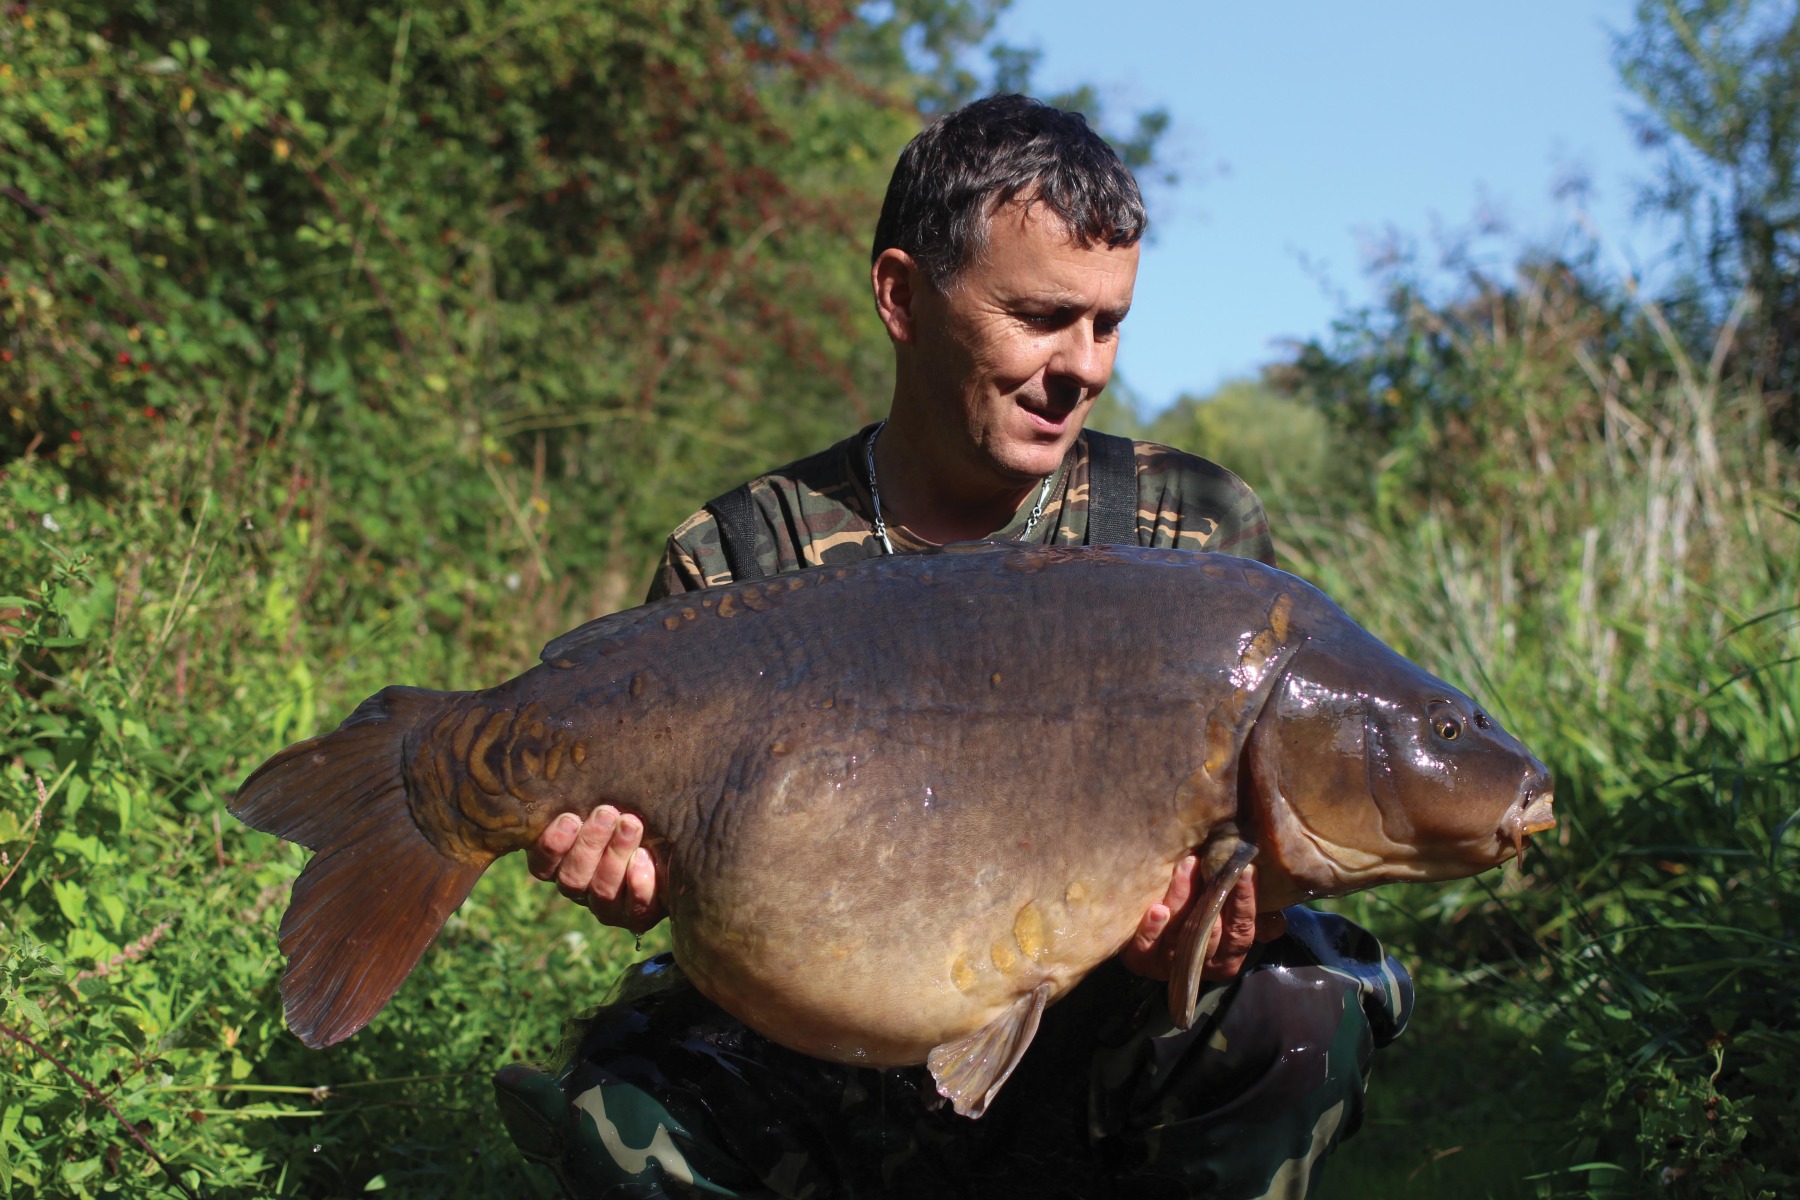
left=1433, top=716, right=1462, bottom=742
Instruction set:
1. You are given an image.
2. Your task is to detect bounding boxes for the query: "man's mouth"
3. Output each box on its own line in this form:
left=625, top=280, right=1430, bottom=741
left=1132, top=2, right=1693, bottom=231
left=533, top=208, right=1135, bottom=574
left=1016, top=394, right=1080, bottom=434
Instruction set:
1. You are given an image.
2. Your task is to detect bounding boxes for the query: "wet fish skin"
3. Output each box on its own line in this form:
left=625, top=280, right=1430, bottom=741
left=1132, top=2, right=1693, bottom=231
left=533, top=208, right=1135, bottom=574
left=232, top=541, right=1552, bottom=1116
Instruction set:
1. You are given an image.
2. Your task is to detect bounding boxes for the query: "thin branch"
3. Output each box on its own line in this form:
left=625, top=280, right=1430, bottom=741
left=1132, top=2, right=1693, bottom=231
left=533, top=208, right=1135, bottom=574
left=0, top=775, right=50, bottom=894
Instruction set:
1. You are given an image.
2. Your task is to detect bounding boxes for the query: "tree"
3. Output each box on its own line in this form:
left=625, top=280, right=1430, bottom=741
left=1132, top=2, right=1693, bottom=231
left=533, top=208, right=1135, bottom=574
left=1616, top=0, right=1800, bottom=444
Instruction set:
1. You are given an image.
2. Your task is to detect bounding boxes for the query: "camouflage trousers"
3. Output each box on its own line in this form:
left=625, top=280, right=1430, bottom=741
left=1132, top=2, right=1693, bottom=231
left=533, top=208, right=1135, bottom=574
left=494, top=908, right=1412, bottom=1200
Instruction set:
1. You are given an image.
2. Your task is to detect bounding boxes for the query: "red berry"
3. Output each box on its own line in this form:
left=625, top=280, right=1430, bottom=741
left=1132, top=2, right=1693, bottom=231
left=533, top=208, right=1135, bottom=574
left=143, top=407, right=157, bottom=418
left=118, top=352, right=131, bottom=364
left=139, top=362, right=151, bottom=373
left=70, top=430, right=83, bottom=442
left=0, top=350, right=11, bottom=362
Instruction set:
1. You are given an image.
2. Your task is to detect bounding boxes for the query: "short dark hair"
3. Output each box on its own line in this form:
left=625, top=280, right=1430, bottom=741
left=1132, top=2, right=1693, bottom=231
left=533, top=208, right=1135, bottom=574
left=871, top=94, right=1147, bottom=290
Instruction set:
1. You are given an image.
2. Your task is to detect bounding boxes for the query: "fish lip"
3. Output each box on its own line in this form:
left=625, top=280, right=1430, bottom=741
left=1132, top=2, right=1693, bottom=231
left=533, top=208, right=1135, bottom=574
left=1501, top=777, right=1557, bottom=861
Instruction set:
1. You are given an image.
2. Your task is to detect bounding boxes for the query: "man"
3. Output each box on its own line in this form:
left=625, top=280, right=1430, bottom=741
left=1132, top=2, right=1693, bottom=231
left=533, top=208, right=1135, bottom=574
left=498, top=95, right=1410, bottom=1199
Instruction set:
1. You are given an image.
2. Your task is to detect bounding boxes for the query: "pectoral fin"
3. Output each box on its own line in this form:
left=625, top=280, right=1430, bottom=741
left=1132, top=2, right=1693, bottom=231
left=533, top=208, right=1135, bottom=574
left=1168, top=835, right=1258, bottom=1031
left=927, top=982, right=1051, bottom=1119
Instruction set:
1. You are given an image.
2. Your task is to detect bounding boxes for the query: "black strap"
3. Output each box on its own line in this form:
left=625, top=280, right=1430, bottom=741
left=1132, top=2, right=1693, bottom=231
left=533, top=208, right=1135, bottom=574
left=1084, top=431, right=1139, bottom=546
left=703, top=483, right=768, bottom=582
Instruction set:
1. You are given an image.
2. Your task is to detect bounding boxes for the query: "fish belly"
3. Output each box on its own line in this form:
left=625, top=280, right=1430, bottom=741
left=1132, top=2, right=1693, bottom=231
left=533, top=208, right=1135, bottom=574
left=667, top=776, right=1182, bottom=1066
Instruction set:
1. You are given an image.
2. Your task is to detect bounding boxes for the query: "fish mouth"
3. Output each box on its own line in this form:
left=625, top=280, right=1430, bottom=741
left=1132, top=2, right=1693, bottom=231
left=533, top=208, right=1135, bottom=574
left=1501, top=773, right=1556, bottom=862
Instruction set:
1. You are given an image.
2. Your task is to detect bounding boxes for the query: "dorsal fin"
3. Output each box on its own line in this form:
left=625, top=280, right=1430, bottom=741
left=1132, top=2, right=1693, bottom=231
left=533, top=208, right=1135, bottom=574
left=539, top=606, right=667, bottom=665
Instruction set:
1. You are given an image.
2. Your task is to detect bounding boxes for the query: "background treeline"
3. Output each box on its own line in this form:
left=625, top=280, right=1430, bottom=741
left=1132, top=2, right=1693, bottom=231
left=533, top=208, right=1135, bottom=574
left=1, top=0, right=1794, bottom=1197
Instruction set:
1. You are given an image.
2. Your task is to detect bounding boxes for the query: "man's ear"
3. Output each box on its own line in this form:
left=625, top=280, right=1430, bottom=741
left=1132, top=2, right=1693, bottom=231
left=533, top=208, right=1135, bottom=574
left=872, top=248, right=924, bottom=345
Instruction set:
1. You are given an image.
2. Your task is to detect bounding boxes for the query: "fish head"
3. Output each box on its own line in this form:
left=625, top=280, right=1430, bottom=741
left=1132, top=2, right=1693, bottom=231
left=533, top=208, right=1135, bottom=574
left=1244, top=638, right=1554, bottom=905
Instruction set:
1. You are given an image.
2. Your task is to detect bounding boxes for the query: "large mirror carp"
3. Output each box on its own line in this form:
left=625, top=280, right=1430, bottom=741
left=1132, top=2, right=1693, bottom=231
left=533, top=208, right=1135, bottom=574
left=232, top=542, right=1554, bottom=1117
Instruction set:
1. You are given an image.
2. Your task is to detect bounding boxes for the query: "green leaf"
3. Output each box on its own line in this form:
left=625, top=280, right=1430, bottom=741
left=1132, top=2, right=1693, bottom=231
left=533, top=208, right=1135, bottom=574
left=61, top=576, right=115, bottom=639
left=59, top=1156, right=100, bottom=1184
left=51, top=831, right=101, bottom=864
left=5, top=487, right=55, bottom=510
left=109, top=777, right=132, bottom=830
left=66, top=927, right=117, bottom=966
left=5, top=996, right=48, bottom=1032
left=62, top=775, right=88, bottom=818
left=51, top=879, right=86, bottom=924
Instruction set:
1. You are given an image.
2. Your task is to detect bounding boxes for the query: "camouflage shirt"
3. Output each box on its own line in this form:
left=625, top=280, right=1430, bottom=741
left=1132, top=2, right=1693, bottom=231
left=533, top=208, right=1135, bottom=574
left=646, top=425, right=1276, bottom=601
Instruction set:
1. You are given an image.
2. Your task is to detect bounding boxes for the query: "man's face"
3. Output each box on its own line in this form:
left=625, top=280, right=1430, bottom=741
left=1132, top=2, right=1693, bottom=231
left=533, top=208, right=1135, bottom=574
left=904, top=200, right=1140, bottom=485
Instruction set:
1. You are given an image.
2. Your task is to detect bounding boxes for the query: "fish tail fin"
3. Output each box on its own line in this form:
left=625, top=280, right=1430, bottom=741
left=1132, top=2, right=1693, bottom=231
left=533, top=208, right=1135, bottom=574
left=232, top=685, right=489, bottom=1049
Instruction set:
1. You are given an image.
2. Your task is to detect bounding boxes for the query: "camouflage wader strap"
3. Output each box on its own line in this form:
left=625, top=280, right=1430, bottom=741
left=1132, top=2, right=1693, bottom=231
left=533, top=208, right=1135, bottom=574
left=1083, top=430, right=1138, bottom=547
left=708, top=430, right=1141, bottom=577
left=704, top=485, right=768, bottom=582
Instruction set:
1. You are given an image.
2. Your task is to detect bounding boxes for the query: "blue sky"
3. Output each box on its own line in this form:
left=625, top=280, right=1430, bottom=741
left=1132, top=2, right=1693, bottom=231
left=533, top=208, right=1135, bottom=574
left=986, top=0, right=1671, bottom=413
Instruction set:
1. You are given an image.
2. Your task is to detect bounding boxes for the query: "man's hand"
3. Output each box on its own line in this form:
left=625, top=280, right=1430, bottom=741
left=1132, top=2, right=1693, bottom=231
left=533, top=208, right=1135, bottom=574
left=527, top=807, right=666, bottom=936
left=1119, top=857, right=1287, bottom=982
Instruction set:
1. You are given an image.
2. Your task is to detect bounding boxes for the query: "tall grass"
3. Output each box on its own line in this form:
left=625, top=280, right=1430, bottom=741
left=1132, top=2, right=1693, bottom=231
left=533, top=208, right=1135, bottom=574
left=1224, top=270, right=1800, bottom=1199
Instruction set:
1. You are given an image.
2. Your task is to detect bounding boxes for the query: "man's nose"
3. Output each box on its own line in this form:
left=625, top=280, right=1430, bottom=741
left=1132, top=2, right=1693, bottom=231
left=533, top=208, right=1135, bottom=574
left=1047, top=321, right=1110, bottom=393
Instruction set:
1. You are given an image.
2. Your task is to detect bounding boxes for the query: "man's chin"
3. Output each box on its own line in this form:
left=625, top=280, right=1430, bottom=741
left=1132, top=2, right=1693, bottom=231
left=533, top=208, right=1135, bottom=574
left=990, top=432, right=1078, bottom=482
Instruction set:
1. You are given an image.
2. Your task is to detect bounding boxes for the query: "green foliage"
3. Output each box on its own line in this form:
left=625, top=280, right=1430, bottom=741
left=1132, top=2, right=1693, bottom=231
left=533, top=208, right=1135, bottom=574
left=1145, top=378, right=1338, bottom=500
left=1271, top=231, right=1799, bottom=1198
left=1, top=0, right=935, bottom=599
left=0, top=451, right=635, bottom=1196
